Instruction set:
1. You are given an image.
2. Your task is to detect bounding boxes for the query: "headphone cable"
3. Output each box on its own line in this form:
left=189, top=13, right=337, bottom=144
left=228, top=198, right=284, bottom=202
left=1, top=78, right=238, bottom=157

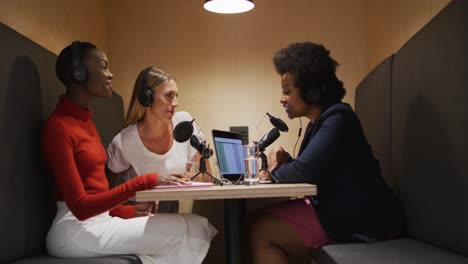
left=293, top=118, right=302, bottom=158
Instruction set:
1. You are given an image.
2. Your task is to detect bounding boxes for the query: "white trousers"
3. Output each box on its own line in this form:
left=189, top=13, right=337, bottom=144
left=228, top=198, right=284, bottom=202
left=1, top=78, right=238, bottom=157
left=47, top=202, right=217, bottom=264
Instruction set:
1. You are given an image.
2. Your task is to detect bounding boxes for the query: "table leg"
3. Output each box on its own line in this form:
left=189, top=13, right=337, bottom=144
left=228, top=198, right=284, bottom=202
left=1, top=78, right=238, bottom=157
left=224, top=199, right=246, bottom=264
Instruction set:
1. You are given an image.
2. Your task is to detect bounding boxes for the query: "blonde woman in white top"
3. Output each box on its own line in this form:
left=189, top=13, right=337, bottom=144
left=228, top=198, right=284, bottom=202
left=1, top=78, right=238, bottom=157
left=106, top=66, right=217, bottom=262
left=108, top=67, right=211, bottom=211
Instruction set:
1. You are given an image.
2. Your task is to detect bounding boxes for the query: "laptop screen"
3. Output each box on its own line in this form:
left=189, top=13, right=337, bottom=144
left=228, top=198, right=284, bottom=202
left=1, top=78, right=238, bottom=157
left=212, top=129, right=244, bottom=181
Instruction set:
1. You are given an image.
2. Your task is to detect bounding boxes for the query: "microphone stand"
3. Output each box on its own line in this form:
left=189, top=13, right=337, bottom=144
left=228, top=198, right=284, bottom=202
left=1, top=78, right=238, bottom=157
left=190, top=156, right=224, bottom=185
left=258, top=150, right=273, bottom=179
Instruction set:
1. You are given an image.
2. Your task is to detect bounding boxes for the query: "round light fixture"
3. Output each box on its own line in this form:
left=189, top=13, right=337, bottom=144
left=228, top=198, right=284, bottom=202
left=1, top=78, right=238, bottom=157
left=204, top=0, right=255, bottom=14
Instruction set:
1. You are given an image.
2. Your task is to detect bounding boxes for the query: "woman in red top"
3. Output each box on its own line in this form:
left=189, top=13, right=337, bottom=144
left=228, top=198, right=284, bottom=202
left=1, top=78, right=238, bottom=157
left=42, top=41, right=216, bottom=264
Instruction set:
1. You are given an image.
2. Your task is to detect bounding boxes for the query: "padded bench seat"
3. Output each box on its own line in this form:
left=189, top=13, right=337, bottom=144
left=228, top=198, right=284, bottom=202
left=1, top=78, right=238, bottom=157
left=316, top=239, right=468, bottom=264
left=10, top=255, right=142, bottom=264
left=315, top=0, right=468, bottom=263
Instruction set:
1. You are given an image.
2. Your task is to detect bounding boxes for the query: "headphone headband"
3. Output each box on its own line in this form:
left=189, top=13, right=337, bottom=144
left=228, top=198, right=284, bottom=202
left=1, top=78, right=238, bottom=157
left=142, top=67, right=151, bottom=87
left=138, top=67, right=154, bottom=107
left=70, top=41, right=87, bottom=82
left=71, top=41, right=81, bottom=68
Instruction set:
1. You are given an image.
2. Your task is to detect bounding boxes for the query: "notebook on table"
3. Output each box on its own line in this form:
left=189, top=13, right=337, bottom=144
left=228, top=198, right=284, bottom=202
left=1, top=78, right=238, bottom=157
left=152, top=182, right=213, bottom=189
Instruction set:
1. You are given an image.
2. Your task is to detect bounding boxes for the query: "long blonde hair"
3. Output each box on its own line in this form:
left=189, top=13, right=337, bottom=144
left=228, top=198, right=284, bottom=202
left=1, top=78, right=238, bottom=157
left=122, top=66, right=174, bottom=128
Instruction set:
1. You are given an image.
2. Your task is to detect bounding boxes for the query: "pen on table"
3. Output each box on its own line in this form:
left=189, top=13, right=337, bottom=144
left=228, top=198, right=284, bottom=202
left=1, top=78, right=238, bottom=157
left=182, top=176, right=192, bottom=184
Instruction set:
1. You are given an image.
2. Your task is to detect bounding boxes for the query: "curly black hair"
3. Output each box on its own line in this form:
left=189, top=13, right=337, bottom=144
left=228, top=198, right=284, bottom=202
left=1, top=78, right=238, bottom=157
left=56, top=41, right=96, bottom=86
left=273, top=42, right=345, bottom=106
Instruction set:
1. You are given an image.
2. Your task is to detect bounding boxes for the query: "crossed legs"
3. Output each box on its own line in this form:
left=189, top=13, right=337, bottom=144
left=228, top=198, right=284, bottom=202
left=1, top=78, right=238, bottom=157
left=249, top=211, right=308, bottom=264
left=248, top=199, right=333, bottom=264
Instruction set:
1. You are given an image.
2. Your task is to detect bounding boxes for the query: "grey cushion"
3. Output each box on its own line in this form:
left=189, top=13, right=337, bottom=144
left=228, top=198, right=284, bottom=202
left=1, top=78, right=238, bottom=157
left=89, top=95, right=125, bottom=149
left=316, top=239, right=468, bottom=264
left=355, top=55, right=394, bottom=187
left=391, top=0, right=468, bottom=255
left=0, top=22, right=58, bottom=264
left=10, top=255, right=142, bottom=264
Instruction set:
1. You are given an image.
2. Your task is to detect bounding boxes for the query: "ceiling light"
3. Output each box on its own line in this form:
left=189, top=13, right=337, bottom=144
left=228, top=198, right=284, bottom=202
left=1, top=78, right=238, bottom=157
left=204, top=0, right=255, bottom=14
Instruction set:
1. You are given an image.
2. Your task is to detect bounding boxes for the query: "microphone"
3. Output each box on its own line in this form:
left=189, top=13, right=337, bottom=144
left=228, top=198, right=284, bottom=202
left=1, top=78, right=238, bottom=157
left=267, top=113, right=289, bottom=132
left=257, top=128, right=280, bottom=152
left=190, top=135, right=214, bottom=159
left=173, top=119, right=195, bottom=142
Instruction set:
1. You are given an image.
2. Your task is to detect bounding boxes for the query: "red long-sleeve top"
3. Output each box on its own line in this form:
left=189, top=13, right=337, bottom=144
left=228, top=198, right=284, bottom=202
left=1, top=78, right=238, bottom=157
left=42, top=95, right=158, bottom=220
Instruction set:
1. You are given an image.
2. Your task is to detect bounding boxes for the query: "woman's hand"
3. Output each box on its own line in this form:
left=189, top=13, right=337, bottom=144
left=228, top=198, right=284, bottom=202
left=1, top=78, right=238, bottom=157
left=258, top=146, right=289, bottom=181
left=157, top=173, right=190, bottom=185
left=267, top=145, right=289, bottom=171
left=133, top=201, right=157, bottom=217
left=258, top=170, right=271, bottom=181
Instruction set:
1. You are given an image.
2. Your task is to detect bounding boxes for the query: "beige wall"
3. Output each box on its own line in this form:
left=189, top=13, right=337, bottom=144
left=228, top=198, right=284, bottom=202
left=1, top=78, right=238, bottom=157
left=365, top=0, right=450, bottom=71
left=0, top=0, right=109, bottom=55
left=108, top=0, right=367, bottom=152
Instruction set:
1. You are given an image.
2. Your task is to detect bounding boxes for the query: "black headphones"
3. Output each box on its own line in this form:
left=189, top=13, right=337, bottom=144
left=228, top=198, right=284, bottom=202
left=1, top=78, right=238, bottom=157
left=138, top=67, right=153, bottom=107
left=71, top=41, right=87, bottom=82
left=301, top=84, right=327, bottom=105
left=301, top=71, right=336, bottom=105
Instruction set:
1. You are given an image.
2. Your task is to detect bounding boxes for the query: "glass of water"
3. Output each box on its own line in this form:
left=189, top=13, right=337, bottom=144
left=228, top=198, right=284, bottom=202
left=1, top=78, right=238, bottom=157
left=243, top=144, right=260, bottom=185
left=185, top=156, right=199, bottom=181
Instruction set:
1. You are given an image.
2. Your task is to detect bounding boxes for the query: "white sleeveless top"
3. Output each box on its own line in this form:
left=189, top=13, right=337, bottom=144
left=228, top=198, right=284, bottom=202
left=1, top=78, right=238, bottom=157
left=106, top=111, right=202, bottom=180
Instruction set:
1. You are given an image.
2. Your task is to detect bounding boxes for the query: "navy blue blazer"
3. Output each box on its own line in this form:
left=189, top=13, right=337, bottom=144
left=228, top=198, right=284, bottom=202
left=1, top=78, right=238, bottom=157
left=272, top=102, right=402, bottom=242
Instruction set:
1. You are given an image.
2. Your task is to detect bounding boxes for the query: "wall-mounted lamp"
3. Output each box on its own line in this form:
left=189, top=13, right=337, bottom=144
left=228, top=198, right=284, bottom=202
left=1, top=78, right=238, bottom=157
left=204, top=0, right=254, bottom=14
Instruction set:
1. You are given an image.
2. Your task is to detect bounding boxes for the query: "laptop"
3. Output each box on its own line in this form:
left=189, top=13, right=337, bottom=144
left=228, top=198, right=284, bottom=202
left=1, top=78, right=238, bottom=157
left=212, top=129, right=245, bottom=182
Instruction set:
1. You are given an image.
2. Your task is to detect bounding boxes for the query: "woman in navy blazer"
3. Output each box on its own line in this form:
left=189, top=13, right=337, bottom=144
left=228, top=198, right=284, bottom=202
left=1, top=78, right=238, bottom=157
left=249, top=42, right=402, bottom=264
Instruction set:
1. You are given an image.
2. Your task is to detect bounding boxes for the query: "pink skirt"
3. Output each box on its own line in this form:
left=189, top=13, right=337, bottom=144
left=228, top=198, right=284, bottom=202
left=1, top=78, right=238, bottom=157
left=262, top=198, right=334, bottom=249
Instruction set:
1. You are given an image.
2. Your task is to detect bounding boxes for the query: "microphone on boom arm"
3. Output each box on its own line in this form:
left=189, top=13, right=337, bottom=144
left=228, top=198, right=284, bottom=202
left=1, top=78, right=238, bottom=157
left=173, top=118, right=221, bottom=184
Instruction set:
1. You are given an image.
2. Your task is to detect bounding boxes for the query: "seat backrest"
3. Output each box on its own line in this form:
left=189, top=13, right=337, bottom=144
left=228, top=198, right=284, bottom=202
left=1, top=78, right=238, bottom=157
left=0, top=23, right=59, bottom=263
left=390, top=0, right=468, bottom=255
left=356, top=0, right=468, bottom=256
left=89, top=95, right=125, bottom=148
left=355, top=55, right=394, bottom=187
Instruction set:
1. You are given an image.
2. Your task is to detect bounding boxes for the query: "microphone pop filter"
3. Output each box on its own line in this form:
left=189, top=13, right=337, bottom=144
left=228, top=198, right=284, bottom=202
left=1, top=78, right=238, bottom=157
left=173, top=119, right=195, bottom=142
left=267, top=113, right=289, bottom=132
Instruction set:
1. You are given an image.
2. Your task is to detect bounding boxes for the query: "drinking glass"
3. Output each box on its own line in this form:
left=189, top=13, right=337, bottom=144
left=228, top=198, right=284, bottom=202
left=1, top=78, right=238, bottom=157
left=185, top=158, right=199, bottom=181
left=243, top=144, right=260, bottom=185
